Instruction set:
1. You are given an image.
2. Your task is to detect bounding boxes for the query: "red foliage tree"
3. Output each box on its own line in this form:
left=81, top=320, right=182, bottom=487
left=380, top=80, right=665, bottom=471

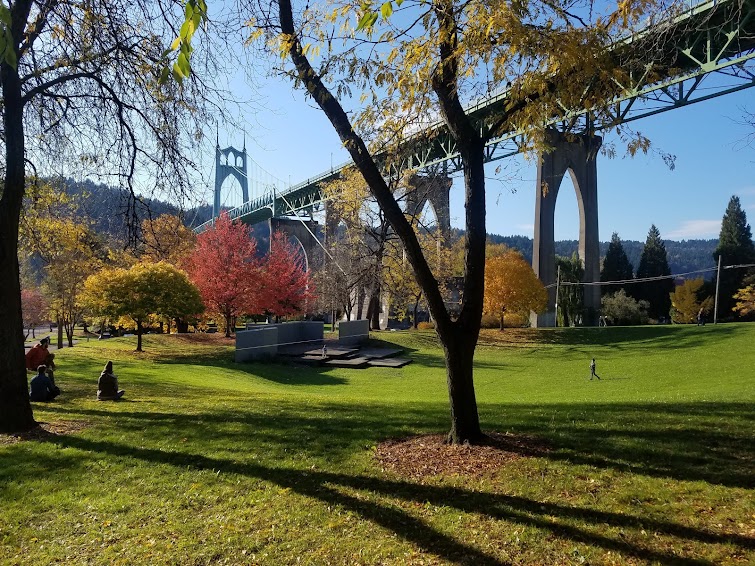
left=261, top=231, right=316, bottom=320
left=21, top=289, right=47, bottom=339
left=184, top=213, right=261, bottom=336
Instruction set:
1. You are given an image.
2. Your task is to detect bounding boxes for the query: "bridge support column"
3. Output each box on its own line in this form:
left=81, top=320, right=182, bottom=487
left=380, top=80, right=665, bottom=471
left=406, top=174, right=452, bottom=239
left=323, top=201, right=341, bottom=245
left=269, top=217, right=320, bottom=271
left=531, top=130, right=601, bottom=328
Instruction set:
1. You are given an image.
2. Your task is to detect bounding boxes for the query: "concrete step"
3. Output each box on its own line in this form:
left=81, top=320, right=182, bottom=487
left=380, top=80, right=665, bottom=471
left=305, top=347, right=359, bottom=359
left=324, top=356, right=370, bottom=368
left=367, top=358, right=413, bottom=368
left=357, top=347, right=404, bottom=359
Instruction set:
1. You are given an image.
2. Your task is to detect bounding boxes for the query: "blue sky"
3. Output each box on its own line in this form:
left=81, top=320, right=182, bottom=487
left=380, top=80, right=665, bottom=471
left=210, top=73, right=755, bottom=244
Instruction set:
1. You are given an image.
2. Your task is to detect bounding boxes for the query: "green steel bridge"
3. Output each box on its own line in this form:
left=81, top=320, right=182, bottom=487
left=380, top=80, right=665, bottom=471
left=195, top=0, right=755, bottom=234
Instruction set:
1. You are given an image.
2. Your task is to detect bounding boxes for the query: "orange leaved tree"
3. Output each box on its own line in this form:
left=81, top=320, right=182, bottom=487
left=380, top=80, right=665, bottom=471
left=484, top=250, right=547, bottom=330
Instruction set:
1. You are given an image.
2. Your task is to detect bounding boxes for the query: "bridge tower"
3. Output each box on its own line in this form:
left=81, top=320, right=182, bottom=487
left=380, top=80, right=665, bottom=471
left=213, top=140, right=249, bottom=219
left=532, top=129, right=601, bottom=327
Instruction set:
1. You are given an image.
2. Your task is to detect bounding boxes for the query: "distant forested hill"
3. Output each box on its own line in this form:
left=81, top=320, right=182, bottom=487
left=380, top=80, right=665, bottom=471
left=486, top=232, right=719, bottom=279
left=61, top=178, right=181, bottom=241
left=60, top=179, right=267, bottom=248
left=59, top=181, right=719, bottom=274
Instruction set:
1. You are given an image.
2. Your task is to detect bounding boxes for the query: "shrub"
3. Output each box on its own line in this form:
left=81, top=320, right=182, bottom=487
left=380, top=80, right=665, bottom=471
left=417, top=321, right=435, bottom=330
left=601, top=290, right=649, bottom=325
left=480, top=314, right=499, bottom=329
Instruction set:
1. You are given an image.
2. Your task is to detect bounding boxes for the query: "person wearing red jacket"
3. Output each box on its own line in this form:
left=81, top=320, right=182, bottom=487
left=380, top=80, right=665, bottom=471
left=25, top=337, right=57, bottom=385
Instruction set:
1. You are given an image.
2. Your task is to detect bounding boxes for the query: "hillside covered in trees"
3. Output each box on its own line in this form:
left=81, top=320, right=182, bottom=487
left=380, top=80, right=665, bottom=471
left=485, top=233, right=719, bottom=279
left=61, top=180, right=719, bottom=276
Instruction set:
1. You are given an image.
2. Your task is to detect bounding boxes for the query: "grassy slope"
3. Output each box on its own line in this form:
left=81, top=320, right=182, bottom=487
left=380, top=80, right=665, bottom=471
left=1, top=325, right=754, bottom=565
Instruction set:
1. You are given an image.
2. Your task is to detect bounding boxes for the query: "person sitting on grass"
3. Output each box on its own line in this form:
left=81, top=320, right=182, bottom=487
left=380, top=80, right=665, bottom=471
left=97, top=361, right=125, bottom=401
left=29, top=365, right=60, bottom=402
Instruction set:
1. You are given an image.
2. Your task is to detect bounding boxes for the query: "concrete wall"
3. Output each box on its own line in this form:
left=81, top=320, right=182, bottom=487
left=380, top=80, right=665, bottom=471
left=236, top=321, right=324, bottom=361
left=275, top=321, right=324, bottom=345
left=339, top=319, right=369, bottom=345
left=235, top=326, right=279, bottom=362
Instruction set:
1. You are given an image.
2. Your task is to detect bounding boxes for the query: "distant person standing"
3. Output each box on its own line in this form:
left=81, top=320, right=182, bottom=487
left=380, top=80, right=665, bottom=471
left=697, top=307, right=705, bottom=326
left=97, top=361, right=125, bottom=401
left=590, top=358, right=601, bottom=380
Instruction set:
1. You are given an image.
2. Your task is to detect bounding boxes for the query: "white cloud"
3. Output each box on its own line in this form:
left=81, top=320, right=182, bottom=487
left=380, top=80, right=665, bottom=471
left=517, top=223, right=534, bottom=233
left=666, top=220, right=721, bottom=239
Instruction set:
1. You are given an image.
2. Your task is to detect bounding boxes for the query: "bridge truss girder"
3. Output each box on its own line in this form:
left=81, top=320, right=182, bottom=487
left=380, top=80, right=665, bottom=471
left=195, top=0, right=755, bottom=235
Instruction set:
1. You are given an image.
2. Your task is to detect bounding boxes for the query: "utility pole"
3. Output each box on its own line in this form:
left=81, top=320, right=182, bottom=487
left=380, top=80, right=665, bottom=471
left=713, top=255, right=722, bottom=324
left=555, top=264, right=561, bottom=327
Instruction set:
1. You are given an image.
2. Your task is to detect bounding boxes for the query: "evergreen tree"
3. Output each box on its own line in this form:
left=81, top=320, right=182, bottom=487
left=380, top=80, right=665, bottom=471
left=633, top=225, right=674, bottom=320
left=600, top=232, right=634, bottom=296
left=556, top=253, right=585, bottom=326
left=713, top=196, right=755, bottom=319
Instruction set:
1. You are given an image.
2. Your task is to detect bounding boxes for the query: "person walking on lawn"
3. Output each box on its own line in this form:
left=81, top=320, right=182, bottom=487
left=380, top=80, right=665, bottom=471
left=590, top=358, right=601, bottom=380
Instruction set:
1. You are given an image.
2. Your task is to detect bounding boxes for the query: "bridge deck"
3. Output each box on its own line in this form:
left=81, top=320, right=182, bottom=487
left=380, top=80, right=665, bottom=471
left=195, top=0, right=755, bottom=234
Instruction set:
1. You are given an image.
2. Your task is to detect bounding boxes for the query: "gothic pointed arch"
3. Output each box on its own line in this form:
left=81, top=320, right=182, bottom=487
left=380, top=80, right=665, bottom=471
left=214, top=144, right=250, bottom=218
left=532, top=129, right=601, bottom=327
left=405, top=174, right=452, bottom=240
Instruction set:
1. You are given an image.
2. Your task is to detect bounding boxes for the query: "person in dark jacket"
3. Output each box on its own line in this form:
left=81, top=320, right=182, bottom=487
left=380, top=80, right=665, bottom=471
left=98, top=361, right=125, bottom=400
left=590, top=358, right=601, bottom=380
left=30, top=365, right=60, bottom=402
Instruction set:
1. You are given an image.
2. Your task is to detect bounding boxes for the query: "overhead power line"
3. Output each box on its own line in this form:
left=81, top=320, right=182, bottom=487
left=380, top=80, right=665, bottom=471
left=543, top=263, right=755, bottom=289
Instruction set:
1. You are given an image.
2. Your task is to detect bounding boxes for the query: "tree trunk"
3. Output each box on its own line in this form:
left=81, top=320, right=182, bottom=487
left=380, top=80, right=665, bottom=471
left=56, top=315, right=63, bottom=349
left=277, top=0, right=484, bottom=443
left=0, top=216, right=35, bottom=431
left=356, top=287, right=364, bottom=320
left=136, top=319, right=143, bottom=352
left=413, top=297, right=420, bottom=329
left=65, top=320, right=73, bottom=347
left=367, top=292, right=380, bottom=330
left=0, top=4, right=37, bottom=432
left=224, top=311, right=232, bottom=338
left=440, top=327, right=483, bottom=444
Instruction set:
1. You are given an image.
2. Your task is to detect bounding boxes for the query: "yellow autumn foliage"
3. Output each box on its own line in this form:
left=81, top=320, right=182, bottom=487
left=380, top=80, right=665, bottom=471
left=484, top=249, right=547, bottom=329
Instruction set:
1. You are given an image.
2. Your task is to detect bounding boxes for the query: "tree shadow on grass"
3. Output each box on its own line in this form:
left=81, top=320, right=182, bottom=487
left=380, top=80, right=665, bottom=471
left=154, top=336, right=434, bottom=384
left=39, top=433, right=754, bottom=565
left=225, top=362, right=350, bottom=386
left=503, top=324, right=743, bottom=351
left=483, top=401, right=755, bottom=489
left=41, top=397, right=755, bottom=490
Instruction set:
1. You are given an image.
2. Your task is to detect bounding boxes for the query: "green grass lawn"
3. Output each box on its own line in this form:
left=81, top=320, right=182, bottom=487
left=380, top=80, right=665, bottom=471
left=2, top=324, right=754, bottom=565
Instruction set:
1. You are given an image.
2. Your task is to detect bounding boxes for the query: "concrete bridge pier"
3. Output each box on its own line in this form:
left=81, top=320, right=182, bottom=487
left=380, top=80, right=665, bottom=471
left=531, top=130, right=601, bottom=328
left=269, top=217, right=320, bottom=271
left=405, top=174, right=452, bottom=239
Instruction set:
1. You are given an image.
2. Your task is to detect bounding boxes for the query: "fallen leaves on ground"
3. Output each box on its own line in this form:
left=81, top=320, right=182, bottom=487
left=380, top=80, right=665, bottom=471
left=375, top=431, right=549, bottom=481
left=0, top=420, right=88, bottom=445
